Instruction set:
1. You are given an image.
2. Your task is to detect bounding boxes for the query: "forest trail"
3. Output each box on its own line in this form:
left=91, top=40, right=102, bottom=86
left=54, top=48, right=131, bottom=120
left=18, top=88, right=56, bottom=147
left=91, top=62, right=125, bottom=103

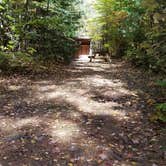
left=0, top=56, right=165, bottom=166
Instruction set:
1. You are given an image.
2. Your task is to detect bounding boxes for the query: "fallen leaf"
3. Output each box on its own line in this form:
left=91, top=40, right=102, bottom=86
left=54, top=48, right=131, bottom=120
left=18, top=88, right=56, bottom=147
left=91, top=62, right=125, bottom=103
left=31, top=140, right=36, bottom=144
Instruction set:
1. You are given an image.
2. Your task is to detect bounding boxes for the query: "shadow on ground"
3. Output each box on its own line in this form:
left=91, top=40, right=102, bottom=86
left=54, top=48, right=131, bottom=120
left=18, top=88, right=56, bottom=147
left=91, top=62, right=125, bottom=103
left=0, top=57, right=165, bottom=165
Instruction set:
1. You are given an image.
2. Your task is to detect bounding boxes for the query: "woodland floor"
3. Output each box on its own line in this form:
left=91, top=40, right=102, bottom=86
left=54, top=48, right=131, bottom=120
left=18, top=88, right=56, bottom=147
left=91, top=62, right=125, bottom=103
left=0, top=55, right=165, bottom=166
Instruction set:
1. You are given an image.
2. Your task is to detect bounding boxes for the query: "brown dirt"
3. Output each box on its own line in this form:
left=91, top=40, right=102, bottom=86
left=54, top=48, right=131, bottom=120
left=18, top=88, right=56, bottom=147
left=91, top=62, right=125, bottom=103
left=0, top=56, right=165, bottom=166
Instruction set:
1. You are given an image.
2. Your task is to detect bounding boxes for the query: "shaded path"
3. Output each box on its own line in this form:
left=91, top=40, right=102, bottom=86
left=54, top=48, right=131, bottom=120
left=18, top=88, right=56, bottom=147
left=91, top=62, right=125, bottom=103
left=0, top=56, right=165, bottom=165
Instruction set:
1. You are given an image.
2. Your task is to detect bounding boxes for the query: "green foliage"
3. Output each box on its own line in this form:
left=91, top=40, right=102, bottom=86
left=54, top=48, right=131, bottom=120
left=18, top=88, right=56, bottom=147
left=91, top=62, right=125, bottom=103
left=90, top=0, right=166, bottom=73
left=0, top=52, right=10, bottom=70
left=151, top=80, right=166, bottom=123
left=156, top=80, right=166, bottom=87
left=0, top=0, right=81, bottom=64
left=154, top=103, right=166, bottom=122
left=156, top=103, right=166, bottom=112
left=0, top=51, right=33, bottom=71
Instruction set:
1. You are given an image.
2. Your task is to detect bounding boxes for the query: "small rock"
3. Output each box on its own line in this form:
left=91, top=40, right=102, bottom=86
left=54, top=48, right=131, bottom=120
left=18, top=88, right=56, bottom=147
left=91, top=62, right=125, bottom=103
left=99, top=153, right=108, bottom=160
left=3, top=156, right=7, bottom=160
left=152, top=164, right=158, bottom=166
left=52, top=147, right=60, bottom=153
left=132, top=138, right=140, bottom=144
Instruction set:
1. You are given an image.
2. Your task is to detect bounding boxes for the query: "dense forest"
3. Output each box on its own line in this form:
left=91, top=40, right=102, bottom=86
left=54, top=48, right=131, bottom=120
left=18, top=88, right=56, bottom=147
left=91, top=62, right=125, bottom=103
left=0, top=0, right=165, bottom=73
left=88, top=0, right=166, bottom=122
left=0, top=0, right=81, bottom=69
left=89, top=0, right=166, bottom=73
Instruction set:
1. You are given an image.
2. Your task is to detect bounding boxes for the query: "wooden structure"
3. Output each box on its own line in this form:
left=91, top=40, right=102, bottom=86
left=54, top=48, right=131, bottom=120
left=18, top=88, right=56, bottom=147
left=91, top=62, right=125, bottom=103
left=89, top=40, right=111, bottom=63
left=75, top=38, right=91, bottom=57
left=74, top=38, right=111, bottom=63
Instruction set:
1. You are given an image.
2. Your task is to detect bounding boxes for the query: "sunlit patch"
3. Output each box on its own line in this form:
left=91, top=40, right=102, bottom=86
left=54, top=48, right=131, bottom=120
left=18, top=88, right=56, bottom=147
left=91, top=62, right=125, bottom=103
left=0, top=116, right=16, bottom=132
left=45, top=91, right=66, bottom=100
left=33, top=64, right=138, bottom=122
left=35, top=86, right=133, bottom=120
left=8, top=85, right=22, bottom=91
left=69, top=111, right=81, bottom=119
left=83, top=75, right=123, bottom=87
left=15, top=117, right=41, bottom=128
left=110, top=63, right=123, bottom=68
left=38, top=85, right=57, bottom=92
left=117, top=88, right=137, bottom=96
left=0, top=116, right=41, bottom=133
left=35, top=84, right=68, bottom=100
left=77, top=55, right=90, bottom=62
left=96, top=108, right=129, bottom=119
left=34, top=80, right=51, bottom=85
left=48, top=120, right=80, bottom=143
left=75, top=65, right=110, bottom=72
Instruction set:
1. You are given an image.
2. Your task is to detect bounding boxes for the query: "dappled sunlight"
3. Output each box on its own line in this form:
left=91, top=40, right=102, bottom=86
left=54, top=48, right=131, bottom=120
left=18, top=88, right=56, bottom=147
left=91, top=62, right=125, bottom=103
left=37, top=85, right=57, bottom=92
left=84, top=75, right=124, bottom=87
left=73, top=63, right=112, bottom=72
left=114, top=88, right=137, bottom=97
left=0, top=0, right=164, bottom=164
left=15, top=117, right=41, bottom=128
left=48, top=120, right=81, bottom=143
left=65, top=98, right=129, bottom=119
left=37, top=89, right=66, bottom=100
left=0, top=116, right=17, bottom=133
left=33, top=80, right=52, bottom=86
left=0, top=57, right=163, bottom=165
left=34, top=85, right=131, bottom=120
left=77, top=55, right=90, bottom=62
left=72, top=66, right=107, bottom=72
left=0, top=116, right=41, bottom=133
left=8, top=85, right=22, bottom=91
left=32, top=66, right=139, bottom=121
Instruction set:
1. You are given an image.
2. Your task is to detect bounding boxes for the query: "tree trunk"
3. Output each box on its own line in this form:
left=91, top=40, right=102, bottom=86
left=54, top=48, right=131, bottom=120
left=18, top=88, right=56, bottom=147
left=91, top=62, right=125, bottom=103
left=47, top=0, right=50, bottom=13
left=24, top=0, right=30, bottom=50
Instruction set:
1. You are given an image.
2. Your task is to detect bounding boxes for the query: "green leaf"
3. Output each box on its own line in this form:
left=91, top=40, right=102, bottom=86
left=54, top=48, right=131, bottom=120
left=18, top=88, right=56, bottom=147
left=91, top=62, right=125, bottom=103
left=156, top=80, right=166, bottom=87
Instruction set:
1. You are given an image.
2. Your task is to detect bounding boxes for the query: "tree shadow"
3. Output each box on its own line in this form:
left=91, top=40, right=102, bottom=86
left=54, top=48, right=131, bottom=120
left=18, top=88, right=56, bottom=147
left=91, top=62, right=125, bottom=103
left=0, top=58, right=165, bottom=165
left=0, top=97, right=126, bottom=165
left=0, top=96, right=163, bottom=165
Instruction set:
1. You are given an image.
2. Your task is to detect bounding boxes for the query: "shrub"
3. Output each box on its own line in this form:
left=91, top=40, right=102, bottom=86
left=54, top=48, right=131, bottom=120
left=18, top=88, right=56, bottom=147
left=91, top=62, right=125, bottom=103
left=0, top=51, right=33, bottom=72
left=150, top=80, right=166, bottom=123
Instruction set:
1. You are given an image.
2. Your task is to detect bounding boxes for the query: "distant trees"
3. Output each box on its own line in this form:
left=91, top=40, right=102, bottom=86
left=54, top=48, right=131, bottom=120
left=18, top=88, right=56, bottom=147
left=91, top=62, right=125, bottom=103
left=0, top=0, right=81, bottom=65
left=89, top=0, right=166, bottom=73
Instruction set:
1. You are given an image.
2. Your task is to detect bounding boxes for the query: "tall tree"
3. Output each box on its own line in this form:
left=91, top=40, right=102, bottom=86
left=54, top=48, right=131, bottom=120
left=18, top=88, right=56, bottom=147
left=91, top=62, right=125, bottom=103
left=0, top=0, right=81, bottom=63
left=89, top=0, right=166, bottom=73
